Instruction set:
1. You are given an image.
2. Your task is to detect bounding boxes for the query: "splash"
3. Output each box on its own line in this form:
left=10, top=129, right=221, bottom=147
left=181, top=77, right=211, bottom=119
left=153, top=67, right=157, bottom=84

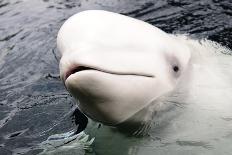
left=38, top=130, right=94, bottom=155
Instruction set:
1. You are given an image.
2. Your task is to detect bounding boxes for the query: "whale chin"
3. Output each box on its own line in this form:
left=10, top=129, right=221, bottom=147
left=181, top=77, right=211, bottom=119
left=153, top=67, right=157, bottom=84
left=65, top=69, right=157, bottom=125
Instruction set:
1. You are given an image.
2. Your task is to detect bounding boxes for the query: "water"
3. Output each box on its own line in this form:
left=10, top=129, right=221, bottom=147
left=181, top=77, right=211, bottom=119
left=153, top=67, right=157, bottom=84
left=0, top=0, right=232, bottom=154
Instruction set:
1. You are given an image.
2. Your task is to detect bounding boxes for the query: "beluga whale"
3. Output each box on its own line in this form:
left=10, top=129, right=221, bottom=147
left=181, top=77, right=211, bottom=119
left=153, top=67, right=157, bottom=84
left=57, top=10, right=232, bottom=136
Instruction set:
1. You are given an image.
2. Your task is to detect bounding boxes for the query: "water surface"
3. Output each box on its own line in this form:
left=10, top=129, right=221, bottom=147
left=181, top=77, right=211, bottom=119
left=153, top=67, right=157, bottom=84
left=0, top=0, right=232, bottom=154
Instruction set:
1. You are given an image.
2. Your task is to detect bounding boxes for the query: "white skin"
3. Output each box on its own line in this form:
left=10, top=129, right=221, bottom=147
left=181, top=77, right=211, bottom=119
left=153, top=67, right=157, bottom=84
left=58, top=10, right=191, bottom=126
left=55, top=10, right=232, bottom=154
left=57, top=10, right=191, bottom=126
left=58, top=10, right=232, bottom=132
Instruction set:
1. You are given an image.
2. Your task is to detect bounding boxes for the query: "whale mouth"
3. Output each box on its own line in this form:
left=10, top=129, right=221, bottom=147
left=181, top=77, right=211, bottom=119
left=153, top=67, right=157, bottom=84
left=64, top=65, right=154, bottom=82
left=65, top=66, right=93, bottom=81
left=64, top=64, right=157, bottom=125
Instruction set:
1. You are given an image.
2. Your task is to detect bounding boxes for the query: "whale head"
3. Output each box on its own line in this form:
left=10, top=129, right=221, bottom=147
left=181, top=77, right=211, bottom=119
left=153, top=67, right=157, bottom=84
left=57, top=10, right=191, bottom=127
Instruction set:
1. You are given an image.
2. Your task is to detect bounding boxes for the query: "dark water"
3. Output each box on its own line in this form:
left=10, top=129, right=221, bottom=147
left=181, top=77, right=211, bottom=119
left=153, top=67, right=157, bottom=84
left=0, top=0, right=232, bottom=154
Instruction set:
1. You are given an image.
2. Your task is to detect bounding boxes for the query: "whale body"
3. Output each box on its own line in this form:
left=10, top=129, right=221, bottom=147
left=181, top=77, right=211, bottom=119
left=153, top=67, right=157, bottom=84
left=57, top=10, right=232, bottom=135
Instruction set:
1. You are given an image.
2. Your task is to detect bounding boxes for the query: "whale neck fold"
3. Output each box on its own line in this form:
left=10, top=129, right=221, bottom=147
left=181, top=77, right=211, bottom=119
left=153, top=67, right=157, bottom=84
left=116, top=36, right=232, bottom=136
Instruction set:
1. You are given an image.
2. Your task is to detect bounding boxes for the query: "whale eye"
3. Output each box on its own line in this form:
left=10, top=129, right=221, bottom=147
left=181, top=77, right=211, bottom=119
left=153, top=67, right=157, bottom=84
left=173, top=65, right=179, bottom=72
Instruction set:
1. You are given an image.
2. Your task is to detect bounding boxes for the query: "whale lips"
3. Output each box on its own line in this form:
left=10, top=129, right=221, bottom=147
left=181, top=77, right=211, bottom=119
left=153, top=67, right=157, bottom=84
left=64, top=63, right=155, bottom=82
left=65, top=66, right=93, bottom=81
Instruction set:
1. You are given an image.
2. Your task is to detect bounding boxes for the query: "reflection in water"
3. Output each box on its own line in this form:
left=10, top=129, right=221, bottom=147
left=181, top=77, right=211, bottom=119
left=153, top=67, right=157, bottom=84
left=0, top=0, right=232, bottom=154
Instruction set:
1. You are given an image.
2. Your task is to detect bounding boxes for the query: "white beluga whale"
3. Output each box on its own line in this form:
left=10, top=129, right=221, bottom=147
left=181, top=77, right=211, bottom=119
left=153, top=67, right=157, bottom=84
left=57, top=10, right=232, bottom=137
